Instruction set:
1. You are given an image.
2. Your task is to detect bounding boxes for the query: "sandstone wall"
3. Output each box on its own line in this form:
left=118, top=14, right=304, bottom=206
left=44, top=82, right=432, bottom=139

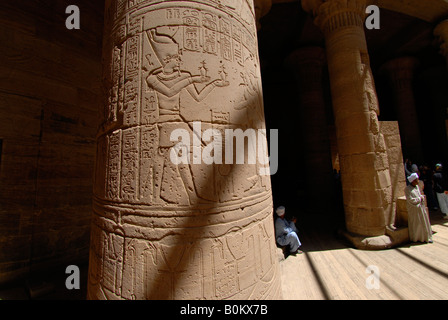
left=379, top=121, right=406, bottom=227
left=0, top=0, right=104, bottom=284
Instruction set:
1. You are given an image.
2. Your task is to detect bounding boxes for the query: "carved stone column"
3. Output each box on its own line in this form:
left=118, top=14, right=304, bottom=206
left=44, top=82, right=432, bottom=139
left=286, top=47, right=335, bottom=214
left=301, top=0, right=394, bottom=245
left=380, top=57, right=422, bottom=162
left=88, top=0, right=282, bottom=300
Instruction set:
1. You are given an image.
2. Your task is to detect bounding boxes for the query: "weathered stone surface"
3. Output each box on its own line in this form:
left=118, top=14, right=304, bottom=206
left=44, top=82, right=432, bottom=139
left=379, top=121, right=407, bottom=228
left=0, top=0, right=103, bottom=285
left=302, top=0, right=393, bottom=242
left=87, top=0, right=282, bottom=300
left=396, top=196, right=409, bottom=227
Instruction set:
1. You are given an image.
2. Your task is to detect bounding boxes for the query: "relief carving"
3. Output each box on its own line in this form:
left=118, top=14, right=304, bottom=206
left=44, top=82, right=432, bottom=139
left=106, top=130, right=122, bottom=200
left=144, top=27, right=229, bottom=205
left=89, top=0, right=281, bottom=300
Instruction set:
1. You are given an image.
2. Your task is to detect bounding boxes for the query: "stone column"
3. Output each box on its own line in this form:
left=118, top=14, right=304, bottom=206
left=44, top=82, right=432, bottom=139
left=434, top=20, right=448, bottom=149
left=88, top=0, right=282, bottom=300
left=301, top=0, right=393, bottom=245
left=286, top=47, right=335, bottom=214
left=380, top=57, right=422, bottom=162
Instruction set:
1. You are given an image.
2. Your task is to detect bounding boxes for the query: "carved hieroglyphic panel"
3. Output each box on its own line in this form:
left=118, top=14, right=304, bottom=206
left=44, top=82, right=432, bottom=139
left=94, top=135, right=108, bottom=199
left=106, top=130, right=121, bottom=200
left=89, top=0, right=281, bottom=300
left=121, top=128, right=139, bottom=201
left=139, top=125, right=158, bottom=202
left=203, top=12, right=218, bottom=55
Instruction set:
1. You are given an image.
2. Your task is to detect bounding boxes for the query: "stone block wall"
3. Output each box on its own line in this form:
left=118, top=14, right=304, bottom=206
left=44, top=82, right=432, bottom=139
left=396, top=196, right=408, bottom=227
left=379, top=121, right=407, bottom=227
left=0, top=0, right=104, bottom=285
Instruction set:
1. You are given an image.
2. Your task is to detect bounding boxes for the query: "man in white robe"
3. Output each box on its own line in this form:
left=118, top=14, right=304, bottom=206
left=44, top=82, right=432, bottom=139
left=274, top=206, right=302, bottom=254
left=405, top=173, right=433, bottom=243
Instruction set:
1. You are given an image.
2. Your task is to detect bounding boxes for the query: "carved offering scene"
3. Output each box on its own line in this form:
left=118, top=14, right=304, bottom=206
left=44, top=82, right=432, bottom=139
left=1, top=0, right=448, bottom=302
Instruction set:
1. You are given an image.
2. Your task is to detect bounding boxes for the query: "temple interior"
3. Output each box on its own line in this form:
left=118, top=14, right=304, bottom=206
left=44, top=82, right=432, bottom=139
left=0, top=0, right=448, bottom=299
left=260, top=1, right=448, bottom=215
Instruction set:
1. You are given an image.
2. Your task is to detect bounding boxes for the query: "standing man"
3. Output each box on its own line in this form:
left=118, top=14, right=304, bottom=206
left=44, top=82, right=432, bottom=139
left=434, top=163, right=448, bottom=220
left=405, top=173, right=433, bottom=243
left=274, top=206, right=303, bottom=255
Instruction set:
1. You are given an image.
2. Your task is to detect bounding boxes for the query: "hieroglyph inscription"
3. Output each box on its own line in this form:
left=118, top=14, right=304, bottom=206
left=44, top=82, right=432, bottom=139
left=89, top=0, right=281, bottom=300
left=96, top=1, right=268, bottom=206
left=89, top=202, right=280, bottom=299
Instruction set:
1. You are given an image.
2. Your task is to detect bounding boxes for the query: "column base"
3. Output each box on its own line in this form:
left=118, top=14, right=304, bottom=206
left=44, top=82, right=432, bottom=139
left=338, top=226, right=410, bottom=250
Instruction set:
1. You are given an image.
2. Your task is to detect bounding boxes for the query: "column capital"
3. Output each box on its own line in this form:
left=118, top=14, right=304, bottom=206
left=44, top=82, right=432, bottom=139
left=254, top=0, right=272, bottom=30
left=434, top=20, right=448, bottom=57
left=301, top=0, right=367, bottom=35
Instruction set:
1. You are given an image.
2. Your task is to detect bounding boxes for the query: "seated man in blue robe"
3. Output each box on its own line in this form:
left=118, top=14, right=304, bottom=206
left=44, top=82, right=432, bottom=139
left=274, top=206, right=302, bottom=255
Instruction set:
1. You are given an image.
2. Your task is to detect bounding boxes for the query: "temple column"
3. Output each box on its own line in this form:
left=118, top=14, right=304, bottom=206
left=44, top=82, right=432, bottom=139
left=88, top=0, right=282, bottom=300
left=286, top=47, right=335, bottom=214
left=434, top=20, right=448, bottom=154
left=301, top=0, right=394, bottom=246
left=380, top=57, right=422, bottom=162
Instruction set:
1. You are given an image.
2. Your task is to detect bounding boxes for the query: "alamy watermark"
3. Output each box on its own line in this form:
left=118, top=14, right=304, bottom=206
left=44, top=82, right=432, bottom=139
left=65, top=5, right=80, bottom=30
left=64, top=5, right=381, bottom=30
left=365, top=5, right=380, bottom=30
left=169, top=122, right=278, bottom=176
left=65, top=265, right=80, bottom=290
left=365, top=265, right=380, bottom=290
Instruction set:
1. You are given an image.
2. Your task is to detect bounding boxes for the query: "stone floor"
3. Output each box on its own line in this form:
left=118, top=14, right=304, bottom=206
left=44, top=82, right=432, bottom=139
left=279, top=209, right=448, bottom=300
left=1, top=210, right=447, bottom=300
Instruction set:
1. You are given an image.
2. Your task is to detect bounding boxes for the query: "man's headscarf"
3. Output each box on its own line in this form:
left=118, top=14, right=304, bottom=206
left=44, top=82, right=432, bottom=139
left=276, top=206, right=285, bottom=216
left=408, top=173, right=419, bottom=183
